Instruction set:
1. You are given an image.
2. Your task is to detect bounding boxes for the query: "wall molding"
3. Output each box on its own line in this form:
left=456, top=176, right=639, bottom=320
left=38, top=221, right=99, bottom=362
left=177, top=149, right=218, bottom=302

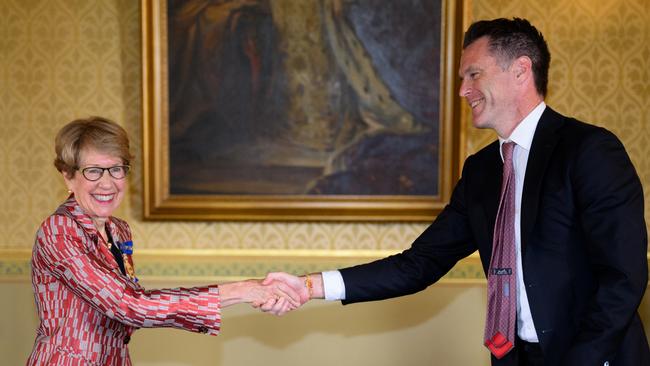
left=0, top=248, right=485, bottom=283
left=3, top=249, right=647, bottom=284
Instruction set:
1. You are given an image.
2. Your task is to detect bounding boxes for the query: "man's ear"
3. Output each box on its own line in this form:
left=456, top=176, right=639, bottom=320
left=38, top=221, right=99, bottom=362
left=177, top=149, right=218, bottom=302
left=513, top=56, right=533, bottom=83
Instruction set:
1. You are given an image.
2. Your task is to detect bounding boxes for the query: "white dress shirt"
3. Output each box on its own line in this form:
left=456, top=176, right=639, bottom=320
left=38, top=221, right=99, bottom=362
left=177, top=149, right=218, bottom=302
left=322, top=102, right=547, bottom=343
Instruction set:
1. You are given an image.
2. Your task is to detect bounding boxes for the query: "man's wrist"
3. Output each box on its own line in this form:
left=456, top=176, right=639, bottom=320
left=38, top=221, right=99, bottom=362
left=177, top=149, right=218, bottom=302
left=304, top=274, right=314, bottom=299
left=321, top=270, right=345, bottom=300
left=300, top=273, right=325, bottom=299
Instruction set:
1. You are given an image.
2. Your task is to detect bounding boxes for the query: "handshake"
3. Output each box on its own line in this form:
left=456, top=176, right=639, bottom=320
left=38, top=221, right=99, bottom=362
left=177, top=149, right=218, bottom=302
left=219, top=272, right=321, bottom=315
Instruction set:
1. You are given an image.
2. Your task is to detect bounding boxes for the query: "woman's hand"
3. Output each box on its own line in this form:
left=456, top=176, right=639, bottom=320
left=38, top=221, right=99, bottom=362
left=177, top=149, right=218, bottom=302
left=218, top=279, right=300, bottom=315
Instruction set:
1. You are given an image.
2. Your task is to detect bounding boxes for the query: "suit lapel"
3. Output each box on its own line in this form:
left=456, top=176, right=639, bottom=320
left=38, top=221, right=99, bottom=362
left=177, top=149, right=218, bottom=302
left=520, top=107, right=564, bottom=254
left=481, top=142, right=503, bottom=238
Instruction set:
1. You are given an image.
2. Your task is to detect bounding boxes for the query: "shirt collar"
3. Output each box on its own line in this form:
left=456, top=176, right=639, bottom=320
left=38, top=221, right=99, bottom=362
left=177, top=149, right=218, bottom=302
left=499, top=101, right=546, bottom=153
left=58, top=195, right=117, bottom=240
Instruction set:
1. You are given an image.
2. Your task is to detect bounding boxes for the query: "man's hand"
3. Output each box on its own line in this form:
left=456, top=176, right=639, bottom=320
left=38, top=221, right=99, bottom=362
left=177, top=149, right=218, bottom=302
left=259, top=272, right=324, bottom=315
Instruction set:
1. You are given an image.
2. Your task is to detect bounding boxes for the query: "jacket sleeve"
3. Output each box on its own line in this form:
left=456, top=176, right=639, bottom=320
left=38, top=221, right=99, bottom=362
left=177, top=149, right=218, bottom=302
left=340, top=157, right=478, bottom=304
left=563, top=128, right=648, bottom=364
left=33, top=215, right=221, bottom=335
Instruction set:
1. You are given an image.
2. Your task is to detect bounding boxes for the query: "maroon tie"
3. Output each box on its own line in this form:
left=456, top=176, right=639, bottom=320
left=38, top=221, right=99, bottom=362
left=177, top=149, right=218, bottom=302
left=484, top=141, right=517, bottom=359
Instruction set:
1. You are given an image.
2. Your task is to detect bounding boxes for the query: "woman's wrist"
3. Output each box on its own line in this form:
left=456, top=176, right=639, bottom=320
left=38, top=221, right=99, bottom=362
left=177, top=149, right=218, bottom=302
left=218, top=280, right=257, bottom=308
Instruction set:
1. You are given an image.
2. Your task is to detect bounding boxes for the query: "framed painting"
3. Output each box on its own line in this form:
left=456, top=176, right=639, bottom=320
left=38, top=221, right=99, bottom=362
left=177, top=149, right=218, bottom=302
left=141, top=0, right=464, bottom=221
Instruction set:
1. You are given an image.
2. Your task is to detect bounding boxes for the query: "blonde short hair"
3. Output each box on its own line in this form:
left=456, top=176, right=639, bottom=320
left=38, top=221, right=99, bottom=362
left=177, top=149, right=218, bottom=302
left=54, top=116, right=133, bottom=178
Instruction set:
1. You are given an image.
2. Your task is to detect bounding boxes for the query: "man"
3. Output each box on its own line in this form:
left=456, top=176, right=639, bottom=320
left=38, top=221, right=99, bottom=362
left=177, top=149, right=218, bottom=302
left=263, top=18, right=649, bottom=365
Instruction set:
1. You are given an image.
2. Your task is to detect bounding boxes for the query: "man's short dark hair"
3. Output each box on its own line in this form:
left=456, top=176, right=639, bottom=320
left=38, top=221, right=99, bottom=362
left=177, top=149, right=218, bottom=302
left=463, top=18, right=551, bottom=97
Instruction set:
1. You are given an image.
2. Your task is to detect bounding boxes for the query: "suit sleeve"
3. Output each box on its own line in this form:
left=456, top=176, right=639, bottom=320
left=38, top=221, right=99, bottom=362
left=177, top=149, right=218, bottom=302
left=340, top=158, right=478, bottom=304
left=33, top=216, right=221, bottom=335
left=563, top=129, right=648, bottom=363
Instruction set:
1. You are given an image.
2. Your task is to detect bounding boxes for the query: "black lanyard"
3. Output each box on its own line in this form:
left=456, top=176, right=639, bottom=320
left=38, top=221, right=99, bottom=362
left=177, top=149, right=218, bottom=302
left=105, top=229, right=126, bottom=276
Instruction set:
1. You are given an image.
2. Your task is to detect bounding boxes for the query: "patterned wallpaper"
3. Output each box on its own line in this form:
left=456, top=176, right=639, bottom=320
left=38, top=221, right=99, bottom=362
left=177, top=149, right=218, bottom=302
left=1, top=0, right=649, bottom=279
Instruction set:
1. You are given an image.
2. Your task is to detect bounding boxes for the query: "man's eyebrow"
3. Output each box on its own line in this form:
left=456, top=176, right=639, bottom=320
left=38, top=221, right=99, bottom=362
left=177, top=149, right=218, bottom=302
left=459, top=66, right=480, bottom=79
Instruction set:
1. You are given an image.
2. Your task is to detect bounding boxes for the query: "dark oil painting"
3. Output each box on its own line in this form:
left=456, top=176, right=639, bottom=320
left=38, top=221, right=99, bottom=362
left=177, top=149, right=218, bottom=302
left=167, top=0, right=441, bottom=196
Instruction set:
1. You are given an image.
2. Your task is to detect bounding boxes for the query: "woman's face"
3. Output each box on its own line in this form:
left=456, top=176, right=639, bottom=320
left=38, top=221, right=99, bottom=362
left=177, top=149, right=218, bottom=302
left=63, top=148, right=127, bottom=227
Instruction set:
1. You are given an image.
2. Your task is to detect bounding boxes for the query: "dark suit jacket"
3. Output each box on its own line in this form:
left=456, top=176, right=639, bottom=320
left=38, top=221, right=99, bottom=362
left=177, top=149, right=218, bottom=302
left=340, top=107, right=650, bottom=365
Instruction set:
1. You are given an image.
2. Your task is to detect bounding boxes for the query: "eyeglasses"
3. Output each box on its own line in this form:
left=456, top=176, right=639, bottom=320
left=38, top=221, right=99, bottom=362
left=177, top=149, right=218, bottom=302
left=78, top=165, right=130, bottom=181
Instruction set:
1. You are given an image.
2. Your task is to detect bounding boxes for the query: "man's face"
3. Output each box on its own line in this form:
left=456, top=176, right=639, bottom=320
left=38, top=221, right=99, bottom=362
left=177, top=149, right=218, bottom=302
left=458, top=36, right=519, bottom=137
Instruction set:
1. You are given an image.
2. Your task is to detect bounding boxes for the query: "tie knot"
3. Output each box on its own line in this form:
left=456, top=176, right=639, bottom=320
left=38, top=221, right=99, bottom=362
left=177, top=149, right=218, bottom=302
left=501, top=142, right=515, bottom=163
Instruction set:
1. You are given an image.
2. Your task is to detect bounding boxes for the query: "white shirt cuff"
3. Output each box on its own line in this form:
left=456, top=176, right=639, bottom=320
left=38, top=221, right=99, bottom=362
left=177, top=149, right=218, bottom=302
left=321, top=270, right=346, bottom=301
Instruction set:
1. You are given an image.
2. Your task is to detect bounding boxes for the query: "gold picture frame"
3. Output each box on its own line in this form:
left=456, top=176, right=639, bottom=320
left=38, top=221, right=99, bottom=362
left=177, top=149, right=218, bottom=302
left=141, top=0, right=464, bottom=221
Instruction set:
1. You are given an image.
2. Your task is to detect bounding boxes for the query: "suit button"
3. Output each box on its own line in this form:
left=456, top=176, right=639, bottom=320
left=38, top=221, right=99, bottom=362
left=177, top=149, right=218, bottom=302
left=124, top=335, right=131, bottom=344
left=198, top=326, right=208, bottom=334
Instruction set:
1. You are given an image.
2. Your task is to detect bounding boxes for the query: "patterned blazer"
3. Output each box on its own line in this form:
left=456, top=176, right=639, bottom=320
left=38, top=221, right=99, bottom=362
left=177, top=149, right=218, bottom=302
left=27, top=197, right=221, bottom=366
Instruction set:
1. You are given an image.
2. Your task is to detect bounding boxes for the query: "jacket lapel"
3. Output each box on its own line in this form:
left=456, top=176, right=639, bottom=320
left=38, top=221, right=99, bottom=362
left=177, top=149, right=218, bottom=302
left=58, top=196, right=120, bottom=271
left=520, top=107, right=564, bottom=254
left=481, top=142, right=503, bottom=239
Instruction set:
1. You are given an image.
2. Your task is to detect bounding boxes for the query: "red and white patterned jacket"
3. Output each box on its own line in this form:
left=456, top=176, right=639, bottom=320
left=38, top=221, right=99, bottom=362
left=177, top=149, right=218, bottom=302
left=27, top=197, right=221, bottom=365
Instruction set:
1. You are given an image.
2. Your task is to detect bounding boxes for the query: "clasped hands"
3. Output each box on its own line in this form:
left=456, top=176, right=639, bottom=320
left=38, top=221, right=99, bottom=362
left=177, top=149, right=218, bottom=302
left=259, top=272, right=315, bottom=315
left=221, top=272, right=313, bottom=315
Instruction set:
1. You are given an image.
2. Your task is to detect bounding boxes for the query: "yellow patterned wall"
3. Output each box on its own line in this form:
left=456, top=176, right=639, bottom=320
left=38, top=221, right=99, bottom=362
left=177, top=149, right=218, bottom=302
left=1, top=0, right=649, bottom=274
left=1, top=1, right=648, bottom=365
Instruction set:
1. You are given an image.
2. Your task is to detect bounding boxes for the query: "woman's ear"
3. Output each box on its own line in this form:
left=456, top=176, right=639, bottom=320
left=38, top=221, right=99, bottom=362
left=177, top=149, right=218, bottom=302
left=62, top=171, right=75, bottom=193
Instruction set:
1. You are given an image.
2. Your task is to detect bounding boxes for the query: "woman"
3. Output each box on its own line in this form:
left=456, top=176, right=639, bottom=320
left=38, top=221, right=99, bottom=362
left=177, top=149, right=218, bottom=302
left=27, top=117, right=298, bottom=365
